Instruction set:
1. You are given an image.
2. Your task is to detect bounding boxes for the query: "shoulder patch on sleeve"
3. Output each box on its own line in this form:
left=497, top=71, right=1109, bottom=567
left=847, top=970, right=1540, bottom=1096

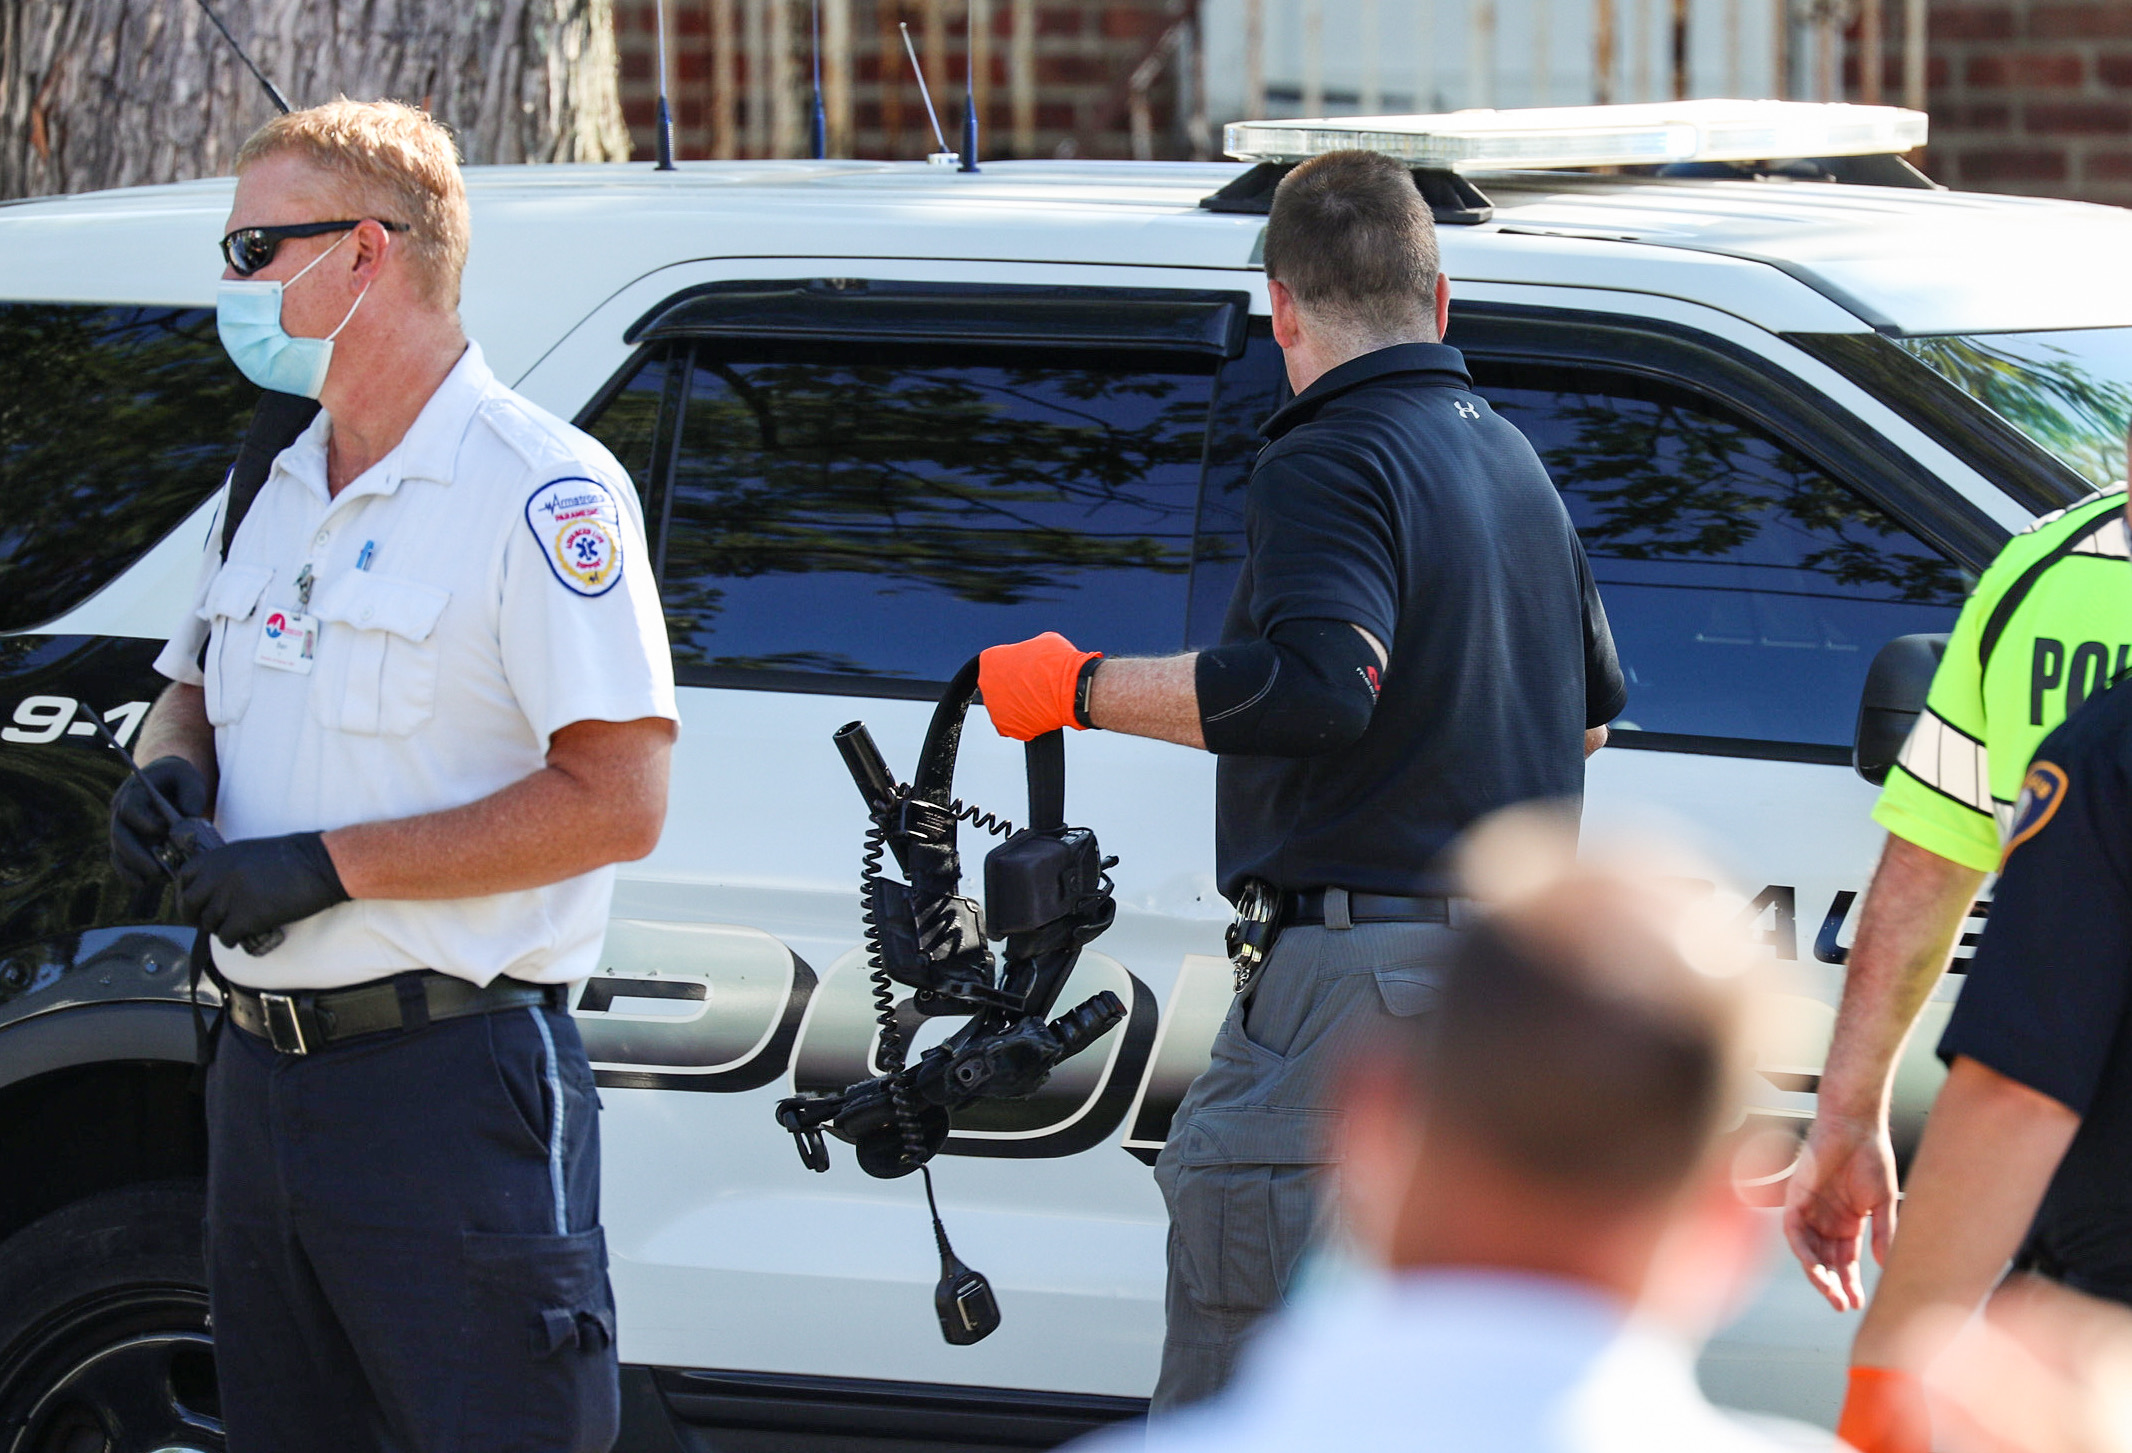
left=525, top=477, right=624, bottom=597
left=2001, top=760, right=2071, bottom=866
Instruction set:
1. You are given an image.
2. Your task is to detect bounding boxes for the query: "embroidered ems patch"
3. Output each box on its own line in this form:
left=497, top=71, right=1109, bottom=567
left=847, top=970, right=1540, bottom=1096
left=2001, top=760, right=2070, bottom=867
left=525, top=477, right=623, bottom=597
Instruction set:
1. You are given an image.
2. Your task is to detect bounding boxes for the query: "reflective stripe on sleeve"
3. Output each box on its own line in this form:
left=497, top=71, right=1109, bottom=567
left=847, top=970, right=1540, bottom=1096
left=1895, top=708, right=1995, bottom=818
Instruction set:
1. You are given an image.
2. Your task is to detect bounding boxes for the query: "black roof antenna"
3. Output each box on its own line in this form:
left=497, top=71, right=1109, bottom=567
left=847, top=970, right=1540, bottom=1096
left=958, top=0, right=979, bottom=172
left=653, top=0, right=677, bottom=169
left=193, top=0, right=292, bottom=114
left=810, top=0, right=828, bottom=158
left=899, top=22, right=958, bottom=166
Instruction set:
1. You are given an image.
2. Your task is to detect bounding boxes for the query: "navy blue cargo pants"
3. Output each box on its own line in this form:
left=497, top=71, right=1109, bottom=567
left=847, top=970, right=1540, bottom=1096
left=203, top=989, right=618, bottom=1453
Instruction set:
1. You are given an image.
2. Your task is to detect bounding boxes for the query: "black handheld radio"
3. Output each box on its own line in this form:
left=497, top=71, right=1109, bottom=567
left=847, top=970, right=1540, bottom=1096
left=776, top=656, right=1124, bottom=1344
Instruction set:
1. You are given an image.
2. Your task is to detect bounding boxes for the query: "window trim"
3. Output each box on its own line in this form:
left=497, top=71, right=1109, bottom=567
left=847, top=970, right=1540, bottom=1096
left=1452, top=302, right=1993, bottom=764
left=626, top=325, right=1226, bottom=699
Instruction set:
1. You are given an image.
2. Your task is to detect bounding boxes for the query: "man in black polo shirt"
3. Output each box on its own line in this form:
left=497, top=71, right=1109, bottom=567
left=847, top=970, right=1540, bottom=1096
left=977, top=149, right=1624, bottom=1409
left=1835, top=634, right=2132, bottom=1453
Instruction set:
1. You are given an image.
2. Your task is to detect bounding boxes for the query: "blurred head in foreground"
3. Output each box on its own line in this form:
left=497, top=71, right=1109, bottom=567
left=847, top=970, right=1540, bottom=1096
left=1337, top=813, right=1764, bottom=1321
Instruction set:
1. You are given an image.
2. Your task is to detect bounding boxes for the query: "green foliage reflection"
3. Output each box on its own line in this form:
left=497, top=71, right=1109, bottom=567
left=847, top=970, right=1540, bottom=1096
left=661, top=354, right=1208, bottom=674
left=1518, top=390, right=1966, bottom=607
left=1897, top=332, right=2132, bottom=489
left=0, top=306, right=256, bottom=632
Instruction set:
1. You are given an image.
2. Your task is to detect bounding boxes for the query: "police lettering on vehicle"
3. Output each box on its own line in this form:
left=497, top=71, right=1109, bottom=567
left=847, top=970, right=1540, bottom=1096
left=526, top=477, right=624, bottom=597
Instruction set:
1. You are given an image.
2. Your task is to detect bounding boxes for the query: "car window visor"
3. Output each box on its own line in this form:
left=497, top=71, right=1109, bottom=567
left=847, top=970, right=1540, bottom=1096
left=627, top=278, right=1252, bottom=358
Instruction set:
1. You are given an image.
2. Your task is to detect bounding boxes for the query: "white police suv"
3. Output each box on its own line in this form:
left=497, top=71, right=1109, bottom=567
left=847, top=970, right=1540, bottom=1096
left=2, top=100, right=2127, bottom=1452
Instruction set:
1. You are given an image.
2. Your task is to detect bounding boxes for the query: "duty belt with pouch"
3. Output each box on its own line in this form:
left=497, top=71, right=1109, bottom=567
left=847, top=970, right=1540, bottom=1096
left=1226, top=883, right=1459, bottom=993
left=226, top=969, right=557, bottom=1055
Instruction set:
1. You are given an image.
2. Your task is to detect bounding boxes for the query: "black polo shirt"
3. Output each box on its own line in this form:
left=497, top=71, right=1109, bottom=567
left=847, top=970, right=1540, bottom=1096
left=1214, top=341, right=1625, bottom=901
left=1940, top=678, right=2132, bottom=1301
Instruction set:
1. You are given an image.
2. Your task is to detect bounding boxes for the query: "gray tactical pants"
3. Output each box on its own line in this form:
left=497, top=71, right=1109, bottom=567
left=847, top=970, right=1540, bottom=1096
left=1151, top=908, right=1458, bottom=1414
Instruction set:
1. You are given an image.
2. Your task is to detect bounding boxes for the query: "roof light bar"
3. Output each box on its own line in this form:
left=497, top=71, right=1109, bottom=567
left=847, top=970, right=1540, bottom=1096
left=1223, top=100, right=1928, bottom=173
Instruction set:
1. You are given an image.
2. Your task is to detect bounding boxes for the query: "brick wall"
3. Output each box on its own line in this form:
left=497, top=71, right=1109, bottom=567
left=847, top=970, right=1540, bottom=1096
left=613, top=0, right=1193, bottom=162
left=1923, top=0, right=2132, bottom=203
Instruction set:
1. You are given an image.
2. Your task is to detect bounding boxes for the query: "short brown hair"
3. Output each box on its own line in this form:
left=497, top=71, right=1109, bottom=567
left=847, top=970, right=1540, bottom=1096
left=1400, top=871, right=1750, bottom=1201
left=237, top=99, right=469, bottom=311
left=1262, top=150, right=1439, bottom=340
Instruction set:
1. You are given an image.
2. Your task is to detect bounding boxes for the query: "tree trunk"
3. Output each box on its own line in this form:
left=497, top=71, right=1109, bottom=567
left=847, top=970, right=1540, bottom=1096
left=0, top=0, right=630, bottom=202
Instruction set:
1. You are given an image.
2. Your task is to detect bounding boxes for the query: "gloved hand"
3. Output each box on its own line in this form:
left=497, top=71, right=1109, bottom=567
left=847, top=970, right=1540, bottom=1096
left=1836, top=1366, right=1930, bottom=1453
left=178, top=831, right=349, bottom=948
left=978, top=632, right=1101, bottom=741
left=109, top=756, right=213, bottom=893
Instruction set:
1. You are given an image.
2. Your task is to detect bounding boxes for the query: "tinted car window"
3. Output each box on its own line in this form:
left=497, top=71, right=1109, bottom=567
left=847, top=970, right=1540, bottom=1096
left=1477, top=365, right=1966, bottom=747
left=0, top=305, right=256, bottom=632
left=652, top=340, right=1214, bottom=688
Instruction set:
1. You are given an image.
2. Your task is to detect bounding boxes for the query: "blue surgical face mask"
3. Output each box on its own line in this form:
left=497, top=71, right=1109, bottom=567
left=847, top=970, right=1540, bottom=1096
left=215, top=231, right=372, bottom=399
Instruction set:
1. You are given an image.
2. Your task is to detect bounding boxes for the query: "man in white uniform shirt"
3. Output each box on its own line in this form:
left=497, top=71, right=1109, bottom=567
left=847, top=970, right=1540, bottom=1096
left=1077, top=834, right=1833, bottom=1453
left=107, top=101, right=677, bottom=1453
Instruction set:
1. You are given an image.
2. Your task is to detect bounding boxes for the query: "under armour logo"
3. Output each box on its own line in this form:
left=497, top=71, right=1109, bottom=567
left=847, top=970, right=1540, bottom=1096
left=1454, top=400, right=1480, bottom=419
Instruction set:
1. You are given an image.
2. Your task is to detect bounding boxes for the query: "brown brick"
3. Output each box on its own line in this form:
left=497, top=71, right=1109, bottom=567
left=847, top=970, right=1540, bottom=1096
left=1965, top=53, right=2010, bottom=85
left=2024, top=99, right=2132, bottom=130
left=2098, top=51, right=2132, bottom=85
left=2032, top=3, right=2132, bottom=37
left=1101, top=4, right=1157, bottom=36
left=2083, top=147, right=2132, bottom=177
left=1955, top=145, right=2072, bottom=181
left=1038, top=7, right=1084, bottom=35
left=621, top=50, right=652, bottom=81
left=2014, top=50, right=2088, bottom=84
left=1935, top=5, right=2015, bottom=39
left=1931, top=100, right=2013, bottom=129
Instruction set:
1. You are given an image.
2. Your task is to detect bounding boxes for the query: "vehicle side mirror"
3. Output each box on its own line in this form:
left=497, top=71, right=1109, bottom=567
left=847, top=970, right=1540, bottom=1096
left=1854, top=633, right=1950, bottom=785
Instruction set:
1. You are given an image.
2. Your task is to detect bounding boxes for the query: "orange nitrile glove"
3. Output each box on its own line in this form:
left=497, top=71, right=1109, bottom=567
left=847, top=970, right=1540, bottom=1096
left=1837, top=1366, right=1931, bottom=1453
left=978, top=632, right=1102, bottom=741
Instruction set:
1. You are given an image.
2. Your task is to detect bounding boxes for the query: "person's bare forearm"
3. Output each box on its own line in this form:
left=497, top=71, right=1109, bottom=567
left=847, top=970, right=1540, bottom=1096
left=325, top=718, right=673, bottom=900
left=1851, top=1056, right=2078, bottom=1370
left=136, top=683, right=217, bottom=792
left=1819, top=835, right=1988, bottom=1125
left=1086, top=654, right=1205, bottom=749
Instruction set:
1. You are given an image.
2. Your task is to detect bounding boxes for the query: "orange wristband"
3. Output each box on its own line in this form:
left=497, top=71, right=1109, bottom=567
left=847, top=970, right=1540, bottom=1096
left=1837, top=1366, right=1930, bottom=1453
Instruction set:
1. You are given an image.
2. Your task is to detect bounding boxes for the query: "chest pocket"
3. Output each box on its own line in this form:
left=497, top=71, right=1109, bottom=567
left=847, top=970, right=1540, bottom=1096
left=309, top=571, right=452, bottom=736
left=199, top=563, right=273, bottom=727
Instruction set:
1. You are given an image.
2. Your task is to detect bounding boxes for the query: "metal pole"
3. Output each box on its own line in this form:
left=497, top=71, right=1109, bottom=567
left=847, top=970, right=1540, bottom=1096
left=1469, top=0, right=1494, bottom=106
left=925, top=0, right=948, bottom=106
left=1771, top=0, right=1787, bottom=98
left=1726, top=0, right=1740, bottom=95
left=1631, top=0, right=1649, bottom=98
left=1303, top=0, right=1326, bottom=113
left=826, top=0, right=852, bottom=153
left=970, top=0, right=991, bottom=144
left=1594, top=0, right=1615, bottom=101
left=1861, top=0, right=1883, bottom=100
left=1012, top=0, right=1036, bottom=154
left=771, top=0, right=798, bottom=153
left=1671, top=0, right=1688, bottom=96
left=881, top=0, right=907, bottom=154
left=1533, top=0, right=1550, bottom=102
left=713, top=0, right=738, bottom=156
left=1362, top=0, right=1382, bottom=110
left=1246, top=0, right=1266, bottom=116
left=745, top=0, right=769, bottom=154
left=1902, top=0, right=1924, bottom=108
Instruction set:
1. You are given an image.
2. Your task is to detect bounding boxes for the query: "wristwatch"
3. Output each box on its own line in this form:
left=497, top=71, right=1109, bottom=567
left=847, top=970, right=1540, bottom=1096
left=1073, top=655, right=1103, bottom=729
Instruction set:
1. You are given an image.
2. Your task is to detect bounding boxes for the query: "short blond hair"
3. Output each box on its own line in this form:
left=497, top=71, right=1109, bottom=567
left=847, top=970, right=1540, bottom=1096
left=237, top=99, right=469, bottom=310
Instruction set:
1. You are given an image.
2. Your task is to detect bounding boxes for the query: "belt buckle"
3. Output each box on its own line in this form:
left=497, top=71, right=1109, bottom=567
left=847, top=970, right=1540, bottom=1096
left=258, top=991, right=316, bottom=1055
left=1225, top=880, right=1284, bottom=995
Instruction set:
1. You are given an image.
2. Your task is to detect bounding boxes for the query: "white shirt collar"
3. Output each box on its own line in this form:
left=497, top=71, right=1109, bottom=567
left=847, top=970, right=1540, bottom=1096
left=270, top=341, right=496, bottom=509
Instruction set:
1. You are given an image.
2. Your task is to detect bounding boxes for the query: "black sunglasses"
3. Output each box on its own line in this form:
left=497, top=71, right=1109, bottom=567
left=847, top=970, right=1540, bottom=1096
left=220, top=219, right=409, bottom=278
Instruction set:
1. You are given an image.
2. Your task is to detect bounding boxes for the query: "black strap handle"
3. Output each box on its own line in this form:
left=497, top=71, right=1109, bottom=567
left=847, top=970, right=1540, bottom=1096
left=220, top=391, right=321, bottom=561
left=913, top=657, right=1067, bottom=833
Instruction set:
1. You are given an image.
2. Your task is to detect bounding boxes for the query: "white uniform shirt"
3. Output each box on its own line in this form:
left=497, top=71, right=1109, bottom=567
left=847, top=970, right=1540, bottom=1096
left=155, top=343, right=678, bottom=991
left=1074, top=1270, right=1835, bottom=1453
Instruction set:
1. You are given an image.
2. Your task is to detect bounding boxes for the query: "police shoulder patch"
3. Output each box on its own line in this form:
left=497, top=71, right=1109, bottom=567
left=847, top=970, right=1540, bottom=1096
left=524, top=476, right=623, bottom=598
left=2000, top=760, right=2071, bottom=867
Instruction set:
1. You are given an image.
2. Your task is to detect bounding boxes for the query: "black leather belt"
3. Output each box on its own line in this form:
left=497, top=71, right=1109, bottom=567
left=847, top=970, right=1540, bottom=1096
left=1286, top=890, right=1453, bottom=926
left=225, top=970, right=554, bottom=1056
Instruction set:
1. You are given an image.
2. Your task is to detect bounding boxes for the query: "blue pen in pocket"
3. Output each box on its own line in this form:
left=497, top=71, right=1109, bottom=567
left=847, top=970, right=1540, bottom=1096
left=355, top=540, right=375, bottom=571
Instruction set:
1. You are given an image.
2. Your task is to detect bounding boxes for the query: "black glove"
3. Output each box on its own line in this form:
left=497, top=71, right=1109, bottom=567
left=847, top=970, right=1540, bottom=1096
left=109, top=756, right=213, bottom=893
left=177, top=831, right=350, bottom=948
